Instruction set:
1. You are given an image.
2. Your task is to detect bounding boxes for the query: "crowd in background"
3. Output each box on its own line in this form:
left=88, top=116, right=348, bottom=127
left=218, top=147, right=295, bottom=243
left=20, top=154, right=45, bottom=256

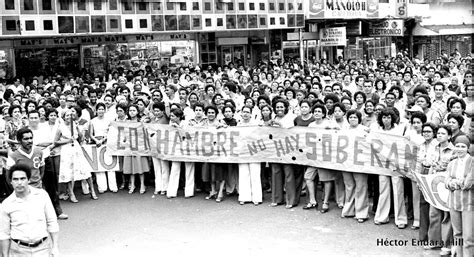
left=0, top=50, right=473, bottom=256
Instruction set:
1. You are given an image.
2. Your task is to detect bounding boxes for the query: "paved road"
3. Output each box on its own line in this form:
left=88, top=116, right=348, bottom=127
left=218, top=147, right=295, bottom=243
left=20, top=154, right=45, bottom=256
left=59, top=190, right=440, bottom=257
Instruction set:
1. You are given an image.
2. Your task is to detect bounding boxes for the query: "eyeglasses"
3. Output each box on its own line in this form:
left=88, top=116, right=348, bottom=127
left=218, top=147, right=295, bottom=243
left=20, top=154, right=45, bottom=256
left=422, top=130, right=433, bottom=133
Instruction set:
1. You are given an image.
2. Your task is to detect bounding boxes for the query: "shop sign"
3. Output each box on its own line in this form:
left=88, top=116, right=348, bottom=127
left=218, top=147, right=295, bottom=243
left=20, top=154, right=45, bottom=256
left=308, top=0, right=379, bottom=19
left=396, top=0, right=407, bottom=18
left=320, top=27, right=346, bottom=46
left=81, top=35, right=127, bottom=44
left=369, top=20, right=404, bottom=36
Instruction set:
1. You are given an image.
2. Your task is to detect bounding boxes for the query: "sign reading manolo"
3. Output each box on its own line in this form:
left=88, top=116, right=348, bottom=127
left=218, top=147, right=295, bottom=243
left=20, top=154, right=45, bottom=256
left=106, top=122, right=419, bottom=177
left=309, top=0, right=379, bottom=19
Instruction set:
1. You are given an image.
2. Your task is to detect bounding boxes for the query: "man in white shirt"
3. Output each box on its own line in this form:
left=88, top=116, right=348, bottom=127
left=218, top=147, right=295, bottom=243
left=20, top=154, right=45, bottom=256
left=0, top=164, right=60, bottom=257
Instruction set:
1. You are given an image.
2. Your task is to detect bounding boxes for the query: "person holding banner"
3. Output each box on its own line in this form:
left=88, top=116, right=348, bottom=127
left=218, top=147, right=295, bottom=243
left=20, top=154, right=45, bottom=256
left=222, top=105, right=239, bottom=198
left=341, top=110, right=369, bottom=223
left=404, top=111, right=427, bottom=230
left=202, top=105, right=226, bottom=202
left=269, top=98, right=298, bottom=209
left=425, top=125, right=454, bottom=255
left=318, top=102, right=346, bottom=213
left=115, top=103, right=129, bottom=190
left=149, top=102, right=170, bottom=196
left=237, top=106, right=262, bottom=205
left=373, top=108, right=408, bottom=229
left=305, top=104, right=331, bottom=210
left=89, top=103, right=117, bottom=194
left=55, top=109, right=97, bottom=203
left=167, top=108, right=195, bottom=199
left=416, top=122, right=439, bottom=241
left=123, top=104, right=149, bottom=195
left=445, top=135, right=473, bottom=257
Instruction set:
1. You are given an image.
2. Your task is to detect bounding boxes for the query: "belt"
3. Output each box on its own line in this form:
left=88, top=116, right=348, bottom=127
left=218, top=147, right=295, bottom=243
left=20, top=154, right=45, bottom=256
left=11, top=237, right=47, bottom=248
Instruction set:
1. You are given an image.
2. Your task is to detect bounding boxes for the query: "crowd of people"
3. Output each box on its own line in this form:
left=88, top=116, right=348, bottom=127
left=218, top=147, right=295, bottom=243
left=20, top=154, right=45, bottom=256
left=0, top=51, right=473, bottom=256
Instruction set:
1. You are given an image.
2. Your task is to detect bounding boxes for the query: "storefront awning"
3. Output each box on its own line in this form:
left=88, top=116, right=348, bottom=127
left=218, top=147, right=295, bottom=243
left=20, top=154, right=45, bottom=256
left=413, top=23, right=474, bottom=36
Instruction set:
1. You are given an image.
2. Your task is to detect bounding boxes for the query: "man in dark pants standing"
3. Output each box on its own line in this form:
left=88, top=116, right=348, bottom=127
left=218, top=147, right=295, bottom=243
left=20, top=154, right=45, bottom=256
left=7, top=126, right=68, bottom=220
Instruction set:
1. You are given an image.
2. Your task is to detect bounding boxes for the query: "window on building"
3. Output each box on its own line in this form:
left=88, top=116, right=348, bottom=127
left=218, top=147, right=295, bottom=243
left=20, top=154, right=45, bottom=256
left=138, top=2, right=147, bottom=11
left=260, top=3, right=265, bottom=10
left=269, top=3, right=275, bottom=11
left=193, top=18, right=200, bottom=27
left=279, top=3, right=285, bottom=11
left=24, top=0, right=34, bottom=10
left=215, top=2, right=223, bottom=11
left=25, top=20, right=35, bottom=30
left=288, top=3, right=293, bottom=11
left=109, top=0, right=117, bottom=10
left=297, top=2, right=302, bottom=10
left=125, top=20, right=133, bottom=28
left=91, top=16, right=105, bottom=32
left=77, top=0, right=86, bottom=10
left=238, top=2, right=245, bottom=11
left=152, top=3, right=161, bottom=10
left=192, top=2, right=199, bottom=10
left=5, top=20, right=17, bottom=31
left=123, top=1, right=132, bottom=11
left=228, top=2, right=234, bottom=11
left=280, top=17, right=285, bottom=25
left=270, top=17, right=275, bottom=25
left=260, top=17, right=266, bottom=26
left=205, top=18, right=211, bottom=27
left=59, top=0, right=70, bottom=10
left=5, top=0, right=15, bottom=10
left=217, top=18, right=223, bottom=26
left=43, top=20, right=53, bottom=30
left=249, top=3, right=255, bottom=10
left=42, top=0, right=52, bottom=10
left=110, top=19, right=118, bottom=29
left=166, top=2, right=174, bottom=10
left=76, top=16, right=89, bottom=32
left=204, top=2, right=211, bottom=11
left=58, top=16, right=74, bottom=33
left=139, top=19, right=147, bottom=28
left=179, top=2, right=186, bottom=11
left=379, top=0, right=389, bottom=3
left=93, top=0, right=101, bottom=10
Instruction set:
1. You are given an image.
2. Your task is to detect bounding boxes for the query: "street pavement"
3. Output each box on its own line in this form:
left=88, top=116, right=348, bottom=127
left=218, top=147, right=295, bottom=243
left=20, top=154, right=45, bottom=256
left=59, top=190, right=440, bottom=257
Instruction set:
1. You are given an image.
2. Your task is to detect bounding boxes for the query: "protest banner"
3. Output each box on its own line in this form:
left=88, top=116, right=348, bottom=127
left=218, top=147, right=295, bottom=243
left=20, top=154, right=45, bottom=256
left=106, top=122, right=419, bottom=177
left=413, top=172, right=449, bottom=211
left=60, top=144, right=119, bottom=173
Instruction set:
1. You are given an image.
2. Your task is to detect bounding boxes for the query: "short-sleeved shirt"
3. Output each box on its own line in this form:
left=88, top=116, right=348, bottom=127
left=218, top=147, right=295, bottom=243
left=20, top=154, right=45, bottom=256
left=7, top=148, right=44, bottom=189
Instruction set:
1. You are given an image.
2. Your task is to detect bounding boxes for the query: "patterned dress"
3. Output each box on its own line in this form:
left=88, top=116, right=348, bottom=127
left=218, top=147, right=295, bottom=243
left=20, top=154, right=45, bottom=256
left=57, top=121, right=91, bottom=183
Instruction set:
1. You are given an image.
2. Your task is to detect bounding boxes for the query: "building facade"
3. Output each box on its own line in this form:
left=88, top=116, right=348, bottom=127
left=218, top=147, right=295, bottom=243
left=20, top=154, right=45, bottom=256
left=0, top=0, right=305, bottom=79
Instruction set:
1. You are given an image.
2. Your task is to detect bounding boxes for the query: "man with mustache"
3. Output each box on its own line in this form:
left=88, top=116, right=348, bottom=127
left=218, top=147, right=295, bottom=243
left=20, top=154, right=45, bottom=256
left=6, top=127, right=44, bottom=189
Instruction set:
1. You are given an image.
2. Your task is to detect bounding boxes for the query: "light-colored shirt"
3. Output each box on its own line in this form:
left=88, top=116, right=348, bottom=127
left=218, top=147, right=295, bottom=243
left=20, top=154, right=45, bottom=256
left=0, top=186, right=59, bottom=242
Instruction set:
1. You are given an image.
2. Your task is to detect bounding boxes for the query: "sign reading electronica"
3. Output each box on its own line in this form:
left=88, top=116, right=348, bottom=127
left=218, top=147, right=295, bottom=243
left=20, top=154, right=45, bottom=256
left=369, top=20, right=404, bottom=36
left=320, top=27, right=347, bottom=46
left=309, top=0, right=379, bottom=19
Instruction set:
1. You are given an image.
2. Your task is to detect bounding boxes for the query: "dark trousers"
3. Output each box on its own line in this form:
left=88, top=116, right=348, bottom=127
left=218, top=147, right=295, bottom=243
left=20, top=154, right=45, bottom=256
left=419, top=192, right=430, bottom=241
left=271, top=164, right=304, bottom=206
left=43, top=156, right=63, bottom=216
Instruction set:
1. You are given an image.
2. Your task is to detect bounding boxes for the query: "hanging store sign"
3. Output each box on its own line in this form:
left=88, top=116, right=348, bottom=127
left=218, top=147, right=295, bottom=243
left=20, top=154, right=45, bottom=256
left=13, top=34, right=195, bottom=48
left=369, top=20, right=404, bottom=36
left=320, top=27, right=347, bottom=46
left=308, top=0, right=379, bottom=19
